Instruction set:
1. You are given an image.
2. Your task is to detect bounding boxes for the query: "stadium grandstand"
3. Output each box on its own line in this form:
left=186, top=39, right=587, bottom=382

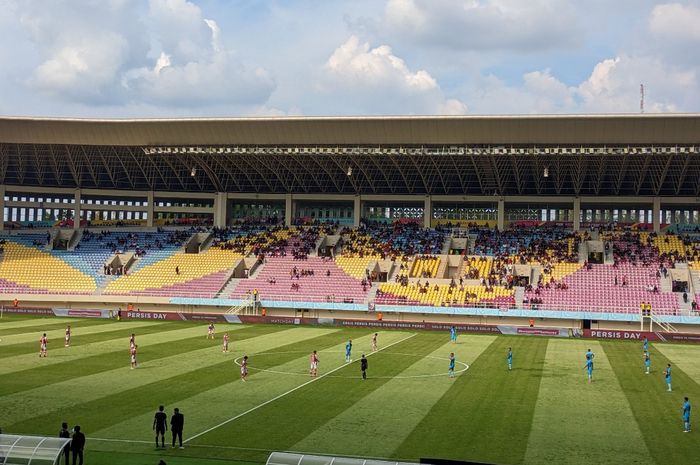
left=1, top=114, right=700, bottom=332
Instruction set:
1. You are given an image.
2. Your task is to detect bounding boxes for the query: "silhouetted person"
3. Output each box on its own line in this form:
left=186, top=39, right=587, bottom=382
left=59, top=422, right=71, bottom=465
left=171, top=408, right=184, bottom=448
left=71, top=425, right=86, bottom=465
left=153, top=405, right=167, bottom=448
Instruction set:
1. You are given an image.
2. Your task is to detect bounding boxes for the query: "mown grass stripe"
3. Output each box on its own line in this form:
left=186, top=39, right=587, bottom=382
left=91, top=330, right=408, bottom=442
left=0, top=319, right=163, bottom=351
left=0, top=321, right=238, bottom=368
left=292, top=335, right=498, bottom=459
left=189, top=332, right=448, bottom=464
left=394, top=336, right=548, bottom=465
left=2, top=326, right=336, bottom=431
left=0, top=324, right=275, bottom=397
left=0, top=317, right=95, bottom=336
left=602, top=341, right=700, bottom=465
left=524, top=339, right=654, bottom=465
left=653, top=343, right=700, bottom=380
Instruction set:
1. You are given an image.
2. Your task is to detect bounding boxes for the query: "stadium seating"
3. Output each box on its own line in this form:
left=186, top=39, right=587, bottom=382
left=0, top=241, right=96, bottom=294
left=105, top=248, right=242, bottom=298
left=376, top=282, right=514, bottom=307
left=230, top=255, right=368, bottom=303
left=525, top=263, right=678, bottom=314
left=335, top=255, right=379, bottom=279
left=410, top=256, right=440, bottom=278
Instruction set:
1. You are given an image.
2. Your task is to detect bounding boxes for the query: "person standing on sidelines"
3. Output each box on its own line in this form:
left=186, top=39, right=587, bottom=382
left=222, top=333, right=229, bottom=353
left=360, top=354, right=368, bottom=380
left=59, top=422, right=71, bottom=465
left=345, top=339, right=353, bottom=363
left=39, top=333, right=48, bottom=357
left=309, top=350, right=319, bottom=377
left=507, top=347, right=513, bottom=371
left=64, top=325, right=71, bottom=347
left=371, top=333, right=378, bottom=352
left=71, top=425, right=86, bottom=465
left=644, top=351, right=651, bottom=374
left=448, top=352, right=456, bottom=378
left=153, top=405, right=167, bottom=448
left=450, top=326, right=457, bottom=343
left=665, top=364, right=672, bottom=392
left=171, top=408, right=184, bottom=449
left=682, top=397, right=691, bottom=433
left=240, top=355, right=249, bottom=381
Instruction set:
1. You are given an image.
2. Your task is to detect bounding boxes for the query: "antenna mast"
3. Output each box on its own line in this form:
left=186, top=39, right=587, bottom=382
left=640, top=84, right=645, bottom=113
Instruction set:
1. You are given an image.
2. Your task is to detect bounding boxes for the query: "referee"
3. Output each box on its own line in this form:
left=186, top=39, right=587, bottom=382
left=360, top=354, right=368, bottom=380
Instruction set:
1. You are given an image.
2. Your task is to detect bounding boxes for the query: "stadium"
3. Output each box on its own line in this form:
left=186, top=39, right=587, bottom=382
left=1, top=114, right=699, bottom=465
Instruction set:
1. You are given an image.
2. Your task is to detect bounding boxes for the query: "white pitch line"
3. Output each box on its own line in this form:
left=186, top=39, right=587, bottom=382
left=184, top=332, right=418, bottom=443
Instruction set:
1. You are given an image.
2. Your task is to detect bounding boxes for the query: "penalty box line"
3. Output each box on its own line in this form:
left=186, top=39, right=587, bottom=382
left=184, top=332, right=418, bottom=444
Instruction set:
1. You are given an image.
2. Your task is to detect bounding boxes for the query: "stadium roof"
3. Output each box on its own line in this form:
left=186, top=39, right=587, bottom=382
left=1, top=114, right=700, bottom=146
left=1, top=114, right=699, bottom=197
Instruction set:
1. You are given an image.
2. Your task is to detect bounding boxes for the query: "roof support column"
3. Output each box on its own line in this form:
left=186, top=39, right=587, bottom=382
left=653, top=197, right=661, bottom=233
left=0, top=185, right=5, bottom=231
left=73, top=189, right=81, bottom=230
left=285, top=194, right=293, bottom=227
left=423, top=195, right=432, bottom=229
left=497, top=197, right=505, bottom=231
left=146, top=191, right=154, bottom=227
left=213, top=192, right=227, bottom=228
left=573, top=197, right=581, bottom=232
left=353, top=196, right=361, bottom=227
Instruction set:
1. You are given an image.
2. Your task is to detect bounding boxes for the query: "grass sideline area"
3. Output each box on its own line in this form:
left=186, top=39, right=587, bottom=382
left=0, top=314, right=698, bottom=465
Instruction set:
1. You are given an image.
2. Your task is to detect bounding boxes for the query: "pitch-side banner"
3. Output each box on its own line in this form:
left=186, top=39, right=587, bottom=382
left=584, top=329, right=700, bottom=343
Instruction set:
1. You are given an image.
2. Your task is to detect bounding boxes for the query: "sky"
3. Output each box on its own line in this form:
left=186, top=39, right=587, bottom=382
left=0, top=0, right=699, bottom=117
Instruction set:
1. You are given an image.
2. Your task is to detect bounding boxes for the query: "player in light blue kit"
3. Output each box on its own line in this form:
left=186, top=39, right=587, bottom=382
left=643, top=336, right=649, bottom=352
left=644, top=351, right=651, bottom=374
left=585, top=348, right=595, bottom=367
left=584, top=357, right=594, bottom=383
left=507, top=347, right=513, bottom=371
left=345, top=339, right=353, bottom=363
left=448, top=352, right=456, bottom=378
left=450, top=326, right=457, bottom=343
left=682, top=397, right=691, bottom=433
left=665, top=363, right=672, bottom=392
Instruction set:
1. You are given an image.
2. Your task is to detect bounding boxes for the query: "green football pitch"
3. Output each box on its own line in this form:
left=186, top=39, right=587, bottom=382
left=1, top=315, right=698, bottom=465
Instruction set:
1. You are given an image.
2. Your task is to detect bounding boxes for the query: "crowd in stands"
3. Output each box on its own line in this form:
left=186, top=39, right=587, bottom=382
left=340, top=220, right=446, bottom=259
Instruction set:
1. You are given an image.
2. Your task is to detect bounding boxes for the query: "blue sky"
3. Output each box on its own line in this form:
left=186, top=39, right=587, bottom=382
left=0, top=0, right=699, bottom=117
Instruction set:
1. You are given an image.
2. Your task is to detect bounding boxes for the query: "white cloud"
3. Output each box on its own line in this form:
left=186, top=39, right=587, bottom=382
left=577, top=54, right=696, bottom=113
left=650, top=3, right=700, bottom=42
left=322, top=36, right=467, bottom=114
left=383, top=0, right=582, bottom=51
left=19, top=0, right=274, bottom=108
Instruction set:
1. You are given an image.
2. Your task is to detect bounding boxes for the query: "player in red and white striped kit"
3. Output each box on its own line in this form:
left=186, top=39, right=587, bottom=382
left=222, top=333, right=229, bottom=353
left=130, top=344, right=138, bottom=369
left=240, top=355, right=248, bottom=381
left=309, top=350, right=319, bottom=377
left=39, top=333, right=48, bottom=357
